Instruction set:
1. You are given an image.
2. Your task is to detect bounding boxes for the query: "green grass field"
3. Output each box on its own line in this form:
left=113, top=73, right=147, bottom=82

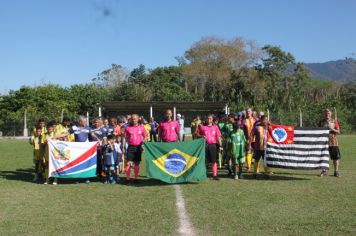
left=1, top=136, right=355, bottom=235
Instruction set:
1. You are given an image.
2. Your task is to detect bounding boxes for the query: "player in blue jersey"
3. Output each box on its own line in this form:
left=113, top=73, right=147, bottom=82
left=69, top=116, right=92, bottom=142
left=68, top=116, right=92, bottom=184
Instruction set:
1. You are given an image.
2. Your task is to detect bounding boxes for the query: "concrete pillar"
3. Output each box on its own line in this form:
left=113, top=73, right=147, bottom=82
left=23, top=109, right=28, bottom=137
left=87, top=112, right=90, bottom=126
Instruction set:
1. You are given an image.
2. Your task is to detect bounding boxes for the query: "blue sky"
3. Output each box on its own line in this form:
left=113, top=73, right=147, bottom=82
left=1, top=0, right=355, bottom=93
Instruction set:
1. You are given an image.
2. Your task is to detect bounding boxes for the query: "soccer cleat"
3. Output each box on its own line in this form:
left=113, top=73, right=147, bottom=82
left=43, top=180, right=48, bottom=185
left=53, top=179, right=58, bottom=185
left=334, top=171, right=340, bottom=177
left=234, top=175, right=239, bottom=180
left=85, top=179, right=90, bottom=184
left=319, top=170, right=327, bottom=177
left=103, top=180, right=108, bottom=184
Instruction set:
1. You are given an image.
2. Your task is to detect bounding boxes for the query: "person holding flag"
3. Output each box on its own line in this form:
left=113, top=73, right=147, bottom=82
left=68, top=116, right=93, bottom=184
left=123, top=114, right=147, bottom=184
left=90, top=117, right=107, bottom=181
left=319, top=109, right=341, bottom=177
left=43, top=121, right=57, bottom=185
left=157, top=109, right=180, bottom=142
left=55, top=117, right=73, bottom=141
left=196, top=114, right=222, bottom=180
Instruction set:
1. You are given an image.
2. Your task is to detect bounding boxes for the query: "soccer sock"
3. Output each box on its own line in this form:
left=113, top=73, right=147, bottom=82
left=238, top=164, right=243, bottom=175
left=125, top=165, right=131, bottom=180
left=134, top=165, right=140, bottom=179
left=233, top=165, right=238, bottom=176
left=212, top=163, right=218, bottom=177
left=44, top=165, right=49, bottom=180
left=254, top=161, right=259, bottom=174
left=246, top=153, right=252, bottom=170
left=106, top=170, right=110, bottom=181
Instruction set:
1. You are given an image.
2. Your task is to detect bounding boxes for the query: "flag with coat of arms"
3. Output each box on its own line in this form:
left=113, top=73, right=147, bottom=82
left=48, top=140, right=97, bottom=178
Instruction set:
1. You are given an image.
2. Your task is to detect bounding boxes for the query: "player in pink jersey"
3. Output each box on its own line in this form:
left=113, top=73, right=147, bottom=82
left=123, top=114, right=147, bottom=184
left=196, top=114, right=223, bottom=180
left=158, top=109, right=180, bottom=142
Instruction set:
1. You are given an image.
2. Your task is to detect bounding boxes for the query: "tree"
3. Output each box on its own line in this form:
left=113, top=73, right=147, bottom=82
left=181, top=36, right=261, bottom=100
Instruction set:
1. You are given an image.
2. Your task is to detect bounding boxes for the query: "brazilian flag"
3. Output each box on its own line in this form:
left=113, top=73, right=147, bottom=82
left=144, top=139, right=207, bottom=183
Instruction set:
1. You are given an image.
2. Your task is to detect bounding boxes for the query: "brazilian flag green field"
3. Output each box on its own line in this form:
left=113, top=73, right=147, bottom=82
left=0, top=136, right=356, bottom=235
left=145, top=139, right=207, bottom=183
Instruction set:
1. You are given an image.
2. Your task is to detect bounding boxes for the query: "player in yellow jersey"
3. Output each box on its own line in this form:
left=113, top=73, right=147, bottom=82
left=250, top=115, right=272, bottom=178
left=43, top=121, right=57, bottom=184
left=55, top=117, right=74, bottom=141
left=30, top=127, right=46, bottom=183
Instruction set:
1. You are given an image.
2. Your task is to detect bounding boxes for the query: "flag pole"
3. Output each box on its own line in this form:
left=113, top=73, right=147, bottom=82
left=263, top=122, right=268, bottom=168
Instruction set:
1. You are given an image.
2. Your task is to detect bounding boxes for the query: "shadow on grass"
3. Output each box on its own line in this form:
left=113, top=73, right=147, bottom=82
left=0, top=168, right=34, bottom=182
left=126, top=177, right=200, bottom=188
left=208, top=169, right=311, bottom=181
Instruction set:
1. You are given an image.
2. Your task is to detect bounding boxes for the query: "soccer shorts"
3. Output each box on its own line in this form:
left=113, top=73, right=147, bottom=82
left=253, top=150, right=265, bottom=161
left=127, top=145, right=142, bottom=164
left=329, top=146, right=341, bottom=160
left=206, top=143, right=218, bottom=163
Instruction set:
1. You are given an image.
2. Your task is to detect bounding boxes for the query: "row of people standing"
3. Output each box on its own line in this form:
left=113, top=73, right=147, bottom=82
left=191, top=109, right=272, bottom=180
left=29, top=110, right=185, bottom=185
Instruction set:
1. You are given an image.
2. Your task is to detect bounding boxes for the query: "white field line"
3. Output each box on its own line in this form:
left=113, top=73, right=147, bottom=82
left=174, top=185, right=196, bottom=236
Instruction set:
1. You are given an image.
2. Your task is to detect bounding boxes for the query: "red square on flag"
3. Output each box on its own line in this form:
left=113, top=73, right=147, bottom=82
left=268, top=124, right=294, bottom=144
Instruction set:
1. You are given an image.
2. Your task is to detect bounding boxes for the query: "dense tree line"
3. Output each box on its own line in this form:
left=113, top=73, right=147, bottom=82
left=1, top=36, right=355, bottom=135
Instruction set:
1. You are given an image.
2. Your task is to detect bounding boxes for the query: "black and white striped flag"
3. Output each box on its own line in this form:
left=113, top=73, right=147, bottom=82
left=265, top=124, right=330, bottom=170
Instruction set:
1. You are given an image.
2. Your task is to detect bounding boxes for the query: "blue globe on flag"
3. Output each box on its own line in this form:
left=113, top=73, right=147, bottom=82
left=272, top=128, right=288, bottom=143
left=164, top=153, right=187, bottom=175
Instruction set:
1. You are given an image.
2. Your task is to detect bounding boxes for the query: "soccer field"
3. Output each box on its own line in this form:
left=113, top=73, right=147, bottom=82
left=0, top=136, right=355, bottom=235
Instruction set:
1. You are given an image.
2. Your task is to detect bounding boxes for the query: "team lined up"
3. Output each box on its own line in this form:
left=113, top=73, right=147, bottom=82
left=30, top=108, right=341, bottom=184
